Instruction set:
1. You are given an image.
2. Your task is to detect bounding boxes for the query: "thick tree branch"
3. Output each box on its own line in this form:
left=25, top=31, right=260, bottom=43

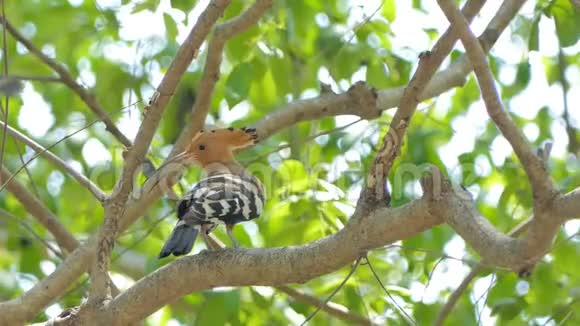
left=203, top=226, right=372, bottom=325
left=0, top=17, right=132, bottom=147
left=88, top=0, right=233, bottom=305
left=0, top=120, right=106, bottom=201
left=100, top=193, right=441, bottom=325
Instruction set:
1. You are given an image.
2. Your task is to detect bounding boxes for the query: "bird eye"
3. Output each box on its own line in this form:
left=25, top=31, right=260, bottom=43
left=198, top=144, right=206, bottom=150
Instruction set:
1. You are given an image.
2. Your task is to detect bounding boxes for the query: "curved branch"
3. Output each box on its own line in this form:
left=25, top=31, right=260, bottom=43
left=437, top=0, right=556, bottom=204
left=554, top=187, right=580, bottom=220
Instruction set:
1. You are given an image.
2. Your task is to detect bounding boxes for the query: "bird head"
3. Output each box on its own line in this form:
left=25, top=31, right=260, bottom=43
left=168, top=127, right=259, bottom=169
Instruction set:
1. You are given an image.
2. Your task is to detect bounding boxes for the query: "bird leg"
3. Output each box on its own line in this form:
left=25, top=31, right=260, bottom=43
left=201, top=224, right=216, bottom=250
left=226, top=224, right=240, bottom=248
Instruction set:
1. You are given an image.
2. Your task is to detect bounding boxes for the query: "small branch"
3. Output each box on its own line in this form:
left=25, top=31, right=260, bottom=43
left=170, top=0, right=274, bottom=157
left=3, top=74, right=62, bottom=83
left=0, top=17, right=132, bottom=147
left=434, top=216, right=533, bottom=326
left=88, top=0, right=233, bottom=306
left=437, top=0, right=556, bottom=206
left=0, top=120, right=106, bottom=201
left=0, top=208, right=63, bottom=259
left=277, top=285, right=373, bottom=326
left=365, top=257, right=416, bottom=325
left=1, top=166, right=79, bottom=253
left=554, top=188, right=580, bottom=221
left=363, top=0, right=486, bottom=205
left=300, top=258, right=363, bottom=326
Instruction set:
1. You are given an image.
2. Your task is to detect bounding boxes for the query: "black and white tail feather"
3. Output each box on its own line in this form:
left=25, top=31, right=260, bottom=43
left=158, top=172, right=265, bottom=258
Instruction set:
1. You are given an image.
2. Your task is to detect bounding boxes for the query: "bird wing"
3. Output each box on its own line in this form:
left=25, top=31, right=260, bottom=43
left=178, top=174, right=264, bottom=223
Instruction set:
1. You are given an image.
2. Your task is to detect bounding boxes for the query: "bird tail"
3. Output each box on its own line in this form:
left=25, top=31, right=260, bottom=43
left=158, top=222, right=199, bottom=259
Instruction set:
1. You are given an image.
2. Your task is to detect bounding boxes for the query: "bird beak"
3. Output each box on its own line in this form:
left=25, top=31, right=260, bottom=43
left=166, top=151, right=192, bottom=165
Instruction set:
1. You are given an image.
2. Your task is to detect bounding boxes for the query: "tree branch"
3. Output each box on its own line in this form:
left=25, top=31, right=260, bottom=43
left=170, top=0, right=274, bottom=157
left=437, top=0, right=556, bottom=205
left=0, top=120, right=106, bottom=201
left=0, top=16, right=132, bottom=147
left=100, top=193, right=441, bottom=325
left=434, top=216, right=533, bottom=326
left=277, top=285, right=373, bottom=326
left=364, top=0, right=486, bottom=205
left=88, top=0, right=233, bottom=305
left=0, top=208, right=63, bottom=259
left=554, top=188, right=580, bottom=220
left=437, top=0, right=564, bottom=273
left=203, top=224, right=372, bottom=325
left=0, top=166, right=79, bottom=253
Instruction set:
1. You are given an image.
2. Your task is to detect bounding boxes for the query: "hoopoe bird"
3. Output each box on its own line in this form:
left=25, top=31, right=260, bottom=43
left=158, top=127, right=265, bottom=258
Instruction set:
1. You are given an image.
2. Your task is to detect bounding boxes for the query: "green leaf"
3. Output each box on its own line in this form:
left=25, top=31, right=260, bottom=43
left=366, top=61, right=390, bottom=89
left=163, top=13, right=178, bottom=42
left=277, top=160, right=309, bottom=193
left=491, top=297, right=526, bottom=322
left=382, top=0, right=397, bottom=22
left=225, top=62, right=253, bottom=108
left=171, top=0, right=197, bottom=12
left=528, top=15, right=540, bottom=51
left=547, top=0, right=580, bottom=47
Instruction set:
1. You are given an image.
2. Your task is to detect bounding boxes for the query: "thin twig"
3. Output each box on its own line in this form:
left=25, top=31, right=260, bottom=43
left=434, top=216, right=533, bottom=326
left=1, top=166, right=79, bottom=253
left=0, top=120, right=106, bottom=201
left=244, top=118, right=363, bottom=165
left=557, top=47, right=579, bottom=154
left=365, top=257, right=416, bottom=326
left=3, top=74, right=62, bottom=83
left=0, top=208, right=63, bottom=259
left=277, top=285, right=372, bottom=326
left=300, top=257, right=363, bottom=326
left=0, top=0, right=10, bottom=179
left=422, top=257, right=445, bottom=301
left=475, top=273, right=497, bottom=325
left=0, top=16, right=132, bottom=147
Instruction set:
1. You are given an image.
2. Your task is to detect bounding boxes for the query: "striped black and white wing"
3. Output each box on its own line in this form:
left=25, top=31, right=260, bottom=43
left=178, top=173, right=265, bottom=225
